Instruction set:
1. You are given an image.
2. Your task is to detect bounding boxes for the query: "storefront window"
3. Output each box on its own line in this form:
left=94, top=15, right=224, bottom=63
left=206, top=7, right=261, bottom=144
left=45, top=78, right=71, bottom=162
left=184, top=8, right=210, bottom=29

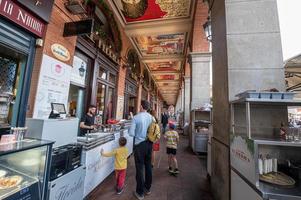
left=99, top=67, right=107, bottom=80
left=124, top=80, right=138, bottom=119
left=68, top=85, right=85, bottom=118
left=142, top=89, right=148, bottom=101
left=68, top=52, right=90, bottom=121
left=96, top=62, right=117, bottom=123
left=97, top=83, right=106, bottom=123
left=0, top=49, right=26, bottom=130
left=109, top=73, right=116, bottom=84
left=106, top=87, right=114, bottom=122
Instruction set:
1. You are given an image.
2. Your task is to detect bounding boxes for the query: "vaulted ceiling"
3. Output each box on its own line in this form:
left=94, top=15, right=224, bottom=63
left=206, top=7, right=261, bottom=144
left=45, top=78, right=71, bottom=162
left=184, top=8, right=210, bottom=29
left=108, top=0, right=195, bottom=105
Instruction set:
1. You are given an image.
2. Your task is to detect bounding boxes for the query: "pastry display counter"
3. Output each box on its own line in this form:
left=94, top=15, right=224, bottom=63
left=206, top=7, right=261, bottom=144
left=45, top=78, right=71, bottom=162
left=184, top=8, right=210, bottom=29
left=77, top=132, right=115, bottom=150
left=0, top=139, right=53, bottom=200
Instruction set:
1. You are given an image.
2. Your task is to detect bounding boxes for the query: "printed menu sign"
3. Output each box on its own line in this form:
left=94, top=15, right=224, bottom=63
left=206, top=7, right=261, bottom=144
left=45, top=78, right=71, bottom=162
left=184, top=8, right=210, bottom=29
left=230, top=135, right=256, bottom=185
left=33, top=54, right=71, bottom=119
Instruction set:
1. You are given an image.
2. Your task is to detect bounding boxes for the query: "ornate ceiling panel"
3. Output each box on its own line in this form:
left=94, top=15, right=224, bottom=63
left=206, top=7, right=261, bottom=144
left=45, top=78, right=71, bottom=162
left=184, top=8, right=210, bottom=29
left=112, top=0, right=192, bottom=24
left=133, top=33, right=185, bottom=57
left=108, top=0, right=195, bottom=105
left=147, top=61, right=181, bottom=72
left=154, top=74, right=180, bottom=81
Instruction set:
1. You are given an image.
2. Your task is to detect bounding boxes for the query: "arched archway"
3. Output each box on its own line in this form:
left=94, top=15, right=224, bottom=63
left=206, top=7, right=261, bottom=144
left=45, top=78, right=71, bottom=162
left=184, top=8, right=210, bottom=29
left=127, top=49, right=141, bottom=80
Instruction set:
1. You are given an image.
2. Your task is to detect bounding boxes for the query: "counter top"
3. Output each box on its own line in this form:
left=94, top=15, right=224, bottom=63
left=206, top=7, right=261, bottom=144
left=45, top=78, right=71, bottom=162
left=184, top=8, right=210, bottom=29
left=0, top=138, right=54, bottom=156
left=231, top=98, right=301, bottom=106
left=260, top=181, right=301, bottom=200
left=253, top=137, right=301, bottom=147
left=77, top=131, right=120, bottom=150
left=232, top=166, right=301, bottom=200
left=26, top=117, right=79, bottom=122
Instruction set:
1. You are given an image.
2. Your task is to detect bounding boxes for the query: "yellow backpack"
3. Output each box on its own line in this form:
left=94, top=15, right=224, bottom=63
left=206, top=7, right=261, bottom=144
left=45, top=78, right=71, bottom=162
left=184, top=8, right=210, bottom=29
left=147, top=122, right=161, bottom=142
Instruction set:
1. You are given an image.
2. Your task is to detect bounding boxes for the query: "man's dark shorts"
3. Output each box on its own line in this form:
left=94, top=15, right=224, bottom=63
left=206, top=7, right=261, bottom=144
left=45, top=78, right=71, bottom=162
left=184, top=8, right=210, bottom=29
left=166, top=147, right=177, bottom=155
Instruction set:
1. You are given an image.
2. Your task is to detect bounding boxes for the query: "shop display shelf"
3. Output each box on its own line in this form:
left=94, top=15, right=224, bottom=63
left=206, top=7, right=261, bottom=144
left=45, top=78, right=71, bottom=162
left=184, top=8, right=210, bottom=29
left=0, top=165, right=40, bottom=200
left=259, top=181, right=301, bottom=200
left=230, top=96, right=301, bottom=200
left=236, top=91, right=260, bottom=99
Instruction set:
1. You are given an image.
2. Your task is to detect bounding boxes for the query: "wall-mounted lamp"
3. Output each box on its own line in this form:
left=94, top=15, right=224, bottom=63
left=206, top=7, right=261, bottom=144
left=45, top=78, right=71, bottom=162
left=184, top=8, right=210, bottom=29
left=65, top=0, right=86, bottom=15
left=79, top=62, right=86, bottom=77
left=203, top=17, right=212, bottom=42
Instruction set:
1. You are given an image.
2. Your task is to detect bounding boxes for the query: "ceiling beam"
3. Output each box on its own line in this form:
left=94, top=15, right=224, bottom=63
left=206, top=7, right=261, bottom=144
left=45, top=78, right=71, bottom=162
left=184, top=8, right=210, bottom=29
left=151, top=71, right=180, bottom=75
left=155, top=80, right=180, bottom=83
left=125, top=19, right=192, bottom=37
left=143, top=56, right=185, bottom=63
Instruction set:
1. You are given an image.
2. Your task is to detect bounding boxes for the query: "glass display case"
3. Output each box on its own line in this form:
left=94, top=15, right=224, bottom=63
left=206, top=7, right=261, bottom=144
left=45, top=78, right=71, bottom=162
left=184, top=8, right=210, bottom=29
left=0, top=139, right=53, bottom=200
left=230, top=97, right=301, bottom=200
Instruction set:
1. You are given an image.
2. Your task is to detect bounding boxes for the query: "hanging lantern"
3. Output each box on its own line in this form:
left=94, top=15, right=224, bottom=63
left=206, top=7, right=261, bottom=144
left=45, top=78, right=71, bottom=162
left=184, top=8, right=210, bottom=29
left=203, top=17, right=212, bottom=42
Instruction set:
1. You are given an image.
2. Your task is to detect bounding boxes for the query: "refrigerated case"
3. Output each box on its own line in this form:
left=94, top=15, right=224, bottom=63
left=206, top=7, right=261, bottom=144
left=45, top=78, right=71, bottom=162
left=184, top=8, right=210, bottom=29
left=0, top=139, right=53, bottom=200
left=230, top=97, right=301, bottom=200
left=26, top=118, right=79, bottom=148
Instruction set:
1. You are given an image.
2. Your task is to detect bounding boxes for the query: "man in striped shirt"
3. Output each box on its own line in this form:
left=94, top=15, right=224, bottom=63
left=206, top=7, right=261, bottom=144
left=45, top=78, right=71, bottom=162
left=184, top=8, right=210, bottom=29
left=164, top=123, right=180, bottom=174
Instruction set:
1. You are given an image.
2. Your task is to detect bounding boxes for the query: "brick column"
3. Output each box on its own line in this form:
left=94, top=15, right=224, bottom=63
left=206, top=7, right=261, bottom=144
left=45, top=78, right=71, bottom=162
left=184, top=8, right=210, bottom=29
left=156, top=89, right=160, bottom=118
left=136, top=78, right=142, bottom=113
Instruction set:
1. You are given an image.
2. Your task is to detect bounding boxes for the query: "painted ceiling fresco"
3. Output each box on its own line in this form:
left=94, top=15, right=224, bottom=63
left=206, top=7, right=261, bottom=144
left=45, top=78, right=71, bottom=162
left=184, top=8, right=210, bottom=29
left=114, top=0, right=191, bottom=23
left=134, top=33, right=185, bottom=56
left=157, top=82, right=179, bottom=87
left=147, top=61, right=181, bottom=72
left=154, top=74, right=180, bottom=81
left=108, top=0, right=194, bottom=104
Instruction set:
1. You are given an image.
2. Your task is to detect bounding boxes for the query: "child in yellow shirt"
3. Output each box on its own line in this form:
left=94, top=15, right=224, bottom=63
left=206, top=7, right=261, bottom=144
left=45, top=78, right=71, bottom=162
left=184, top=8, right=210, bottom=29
left=164, top=123, right=180, bottom=174
left=101, top=137, right=128, bottom=194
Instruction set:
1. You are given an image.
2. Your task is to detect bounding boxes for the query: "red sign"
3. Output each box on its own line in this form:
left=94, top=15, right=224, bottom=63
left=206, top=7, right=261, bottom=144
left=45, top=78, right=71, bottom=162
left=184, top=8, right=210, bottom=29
left=0, top=0, right=45, bottom=37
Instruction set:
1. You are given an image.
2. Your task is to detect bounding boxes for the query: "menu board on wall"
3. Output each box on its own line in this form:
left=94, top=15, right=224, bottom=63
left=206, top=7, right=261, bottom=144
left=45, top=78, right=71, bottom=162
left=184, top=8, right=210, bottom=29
left=71, top=56, right=87, bottom=87
left=33, top=54, right=71, bottom=119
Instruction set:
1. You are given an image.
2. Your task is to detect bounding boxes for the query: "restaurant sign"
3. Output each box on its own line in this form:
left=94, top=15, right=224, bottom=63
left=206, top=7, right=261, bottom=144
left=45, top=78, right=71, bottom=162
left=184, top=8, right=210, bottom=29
left=51, top=44, right=71, bottom=62
left=0, top=0, right=45, bottom=37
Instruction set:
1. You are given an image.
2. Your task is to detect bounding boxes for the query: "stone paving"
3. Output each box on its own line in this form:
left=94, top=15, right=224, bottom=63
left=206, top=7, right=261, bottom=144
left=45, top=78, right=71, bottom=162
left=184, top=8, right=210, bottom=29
left=87, top=135, right=213, bottom=200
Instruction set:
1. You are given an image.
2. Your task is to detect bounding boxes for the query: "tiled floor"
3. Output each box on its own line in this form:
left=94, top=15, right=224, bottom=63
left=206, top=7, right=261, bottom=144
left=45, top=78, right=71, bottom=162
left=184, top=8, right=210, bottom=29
left=87, top=135, right=213, bottom=200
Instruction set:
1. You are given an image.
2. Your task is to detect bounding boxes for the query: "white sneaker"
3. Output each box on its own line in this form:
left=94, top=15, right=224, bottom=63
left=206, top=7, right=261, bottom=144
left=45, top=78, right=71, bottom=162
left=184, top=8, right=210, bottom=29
left=134, top=191, right=144, bottom=200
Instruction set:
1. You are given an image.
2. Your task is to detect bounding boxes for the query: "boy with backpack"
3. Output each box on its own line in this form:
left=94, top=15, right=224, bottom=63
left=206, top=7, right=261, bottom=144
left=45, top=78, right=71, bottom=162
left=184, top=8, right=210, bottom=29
left=164, top=123, right=179, bottom=174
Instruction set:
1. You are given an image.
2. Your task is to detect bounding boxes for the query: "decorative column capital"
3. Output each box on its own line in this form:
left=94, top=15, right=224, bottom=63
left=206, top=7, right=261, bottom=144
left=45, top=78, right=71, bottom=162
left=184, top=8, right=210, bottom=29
left=188, top=52, right=212, bottom=65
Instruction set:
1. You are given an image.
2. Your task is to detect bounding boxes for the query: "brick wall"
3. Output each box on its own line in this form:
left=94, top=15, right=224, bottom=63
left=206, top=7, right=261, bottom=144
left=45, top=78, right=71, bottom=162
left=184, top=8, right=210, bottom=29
left=191, top=0, right=209, bottom=52
left=27, top=0, right=79, bottom=117
left=117, top=26, right=132, bottom=97
left=26, top=0, right=148, bottom=119
left=185, top=48, right=191, bottom=77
